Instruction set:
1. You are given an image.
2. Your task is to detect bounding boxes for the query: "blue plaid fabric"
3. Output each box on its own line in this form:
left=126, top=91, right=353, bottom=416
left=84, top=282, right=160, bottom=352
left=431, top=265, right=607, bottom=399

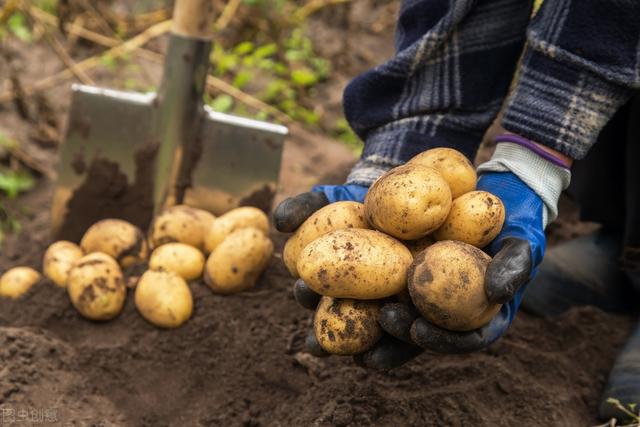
left=343, top=0, right=640, bottom=186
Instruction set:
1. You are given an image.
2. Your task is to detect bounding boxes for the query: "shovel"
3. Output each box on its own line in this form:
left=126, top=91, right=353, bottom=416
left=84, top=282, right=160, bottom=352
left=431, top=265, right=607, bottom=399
left=51, top=0, right=288, bottom=241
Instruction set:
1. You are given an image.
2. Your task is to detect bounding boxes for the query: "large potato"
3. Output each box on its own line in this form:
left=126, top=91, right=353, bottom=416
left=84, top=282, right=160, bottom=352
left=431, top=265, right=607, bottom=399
left=364, top=164, right=452, bottom=240
left=408, top=148, right=477, bottom=198
left=135, top=270, right=193, bottom=328
left=43, top=241, right=84, bottom=287
left=434, top=191, right=505, bottom=248
left=408, top=240, right=500, bottom=331
left=80, top=219, right=148, bottom=267
left=204, top=207, right=269, bottom=253
left=149, top=205, right=216, bottom=251
left=283, top=201, right=370, bottom=278
left=298, top=228, right=413, bottom=299
left=149, top=243, right=205, bottom=281
left=67, top=252, right=126, bottom=321
left=0, top=267, right=41, bottom=298
left=314, top=297, right=382, bottom=355
left=204, top=227, right=273, bottom=294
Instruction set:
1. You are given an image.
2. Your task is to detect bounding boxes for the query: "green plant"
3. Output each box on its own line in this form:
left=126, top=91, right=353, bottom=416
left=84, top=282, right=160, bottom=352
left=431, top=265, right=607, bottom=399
left=598, top=398, right=640, bottom=427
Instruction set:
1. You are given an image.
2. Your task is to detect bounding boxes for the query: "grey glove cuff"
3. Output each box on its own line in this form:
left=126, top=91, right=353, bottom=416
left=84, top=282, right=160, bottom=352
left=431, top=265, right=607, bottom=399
left=345, top=155, right=398, bottom=187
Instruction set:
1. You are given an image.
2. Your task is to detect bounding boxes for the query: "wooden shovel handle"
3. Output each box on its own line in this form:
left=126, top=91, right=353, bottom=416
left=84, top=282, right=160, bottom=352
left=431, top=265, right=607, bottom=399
left=172, top=0, right=216, bottom=39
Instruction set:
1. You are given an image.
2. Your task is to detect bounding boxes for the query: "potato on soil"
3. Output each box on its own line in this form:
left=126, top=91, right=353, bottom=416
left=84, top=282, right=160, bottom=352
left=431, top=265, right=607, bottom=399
left=408, top=147, right=477, bottom=198
left=0, top=267, right=41, bottom=298
left=364, top=164, right=452, bottom=240
left=314, top=297, right=382, bottom=355
left=149, top=205, right=216, bottom=252
left=408, top=240, right=500, bottom=331
left=297, top=228, right=413, bottom=300
left=135, top=270, right=193, bottom=328
left=149, top=243, right=205, bottom=281
left=43, top=241, right=84, bottom=288
left=67, top=252, right=126, bottom=321
left=434, top=191, right=505, bottom=248
left=204, top=206, right=269, bottom=253
left=205, top=227, right=273, bottom=294
left=283, top=201, right=370, bottom=278
left=80, top=219, right=148, bottom=267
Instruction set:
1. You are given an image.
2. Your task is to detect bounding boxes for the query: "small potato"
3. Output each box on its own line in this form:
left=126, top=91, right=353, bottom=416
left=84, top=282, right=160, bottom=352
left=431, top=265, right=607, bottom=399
left=408, top=240, right=500, bottom=331
left=43, top=241, right=84, bottom=287
left=0, top=267, right=41, bottom=298
left=67, top=252, right=126, bottom=321
left=204, top=227, right=273, bottom=294
left=364, top=164, right=452, bottom=240
left=298, top=229, right=413, bottom=300
left=283, top=201, right=370, bottom=278
left=408, top=147, right=477, bottom=198
left=80, top=219, right=148, bottom=267
left=149, top=243, right=205, bottom=281
left=149, top=205, right=216, bottom=252
left=135, top=270, right=193, bottom=328
left=314, top=297, right=382, bottom=355
left=204, top=207, right=269, bottom=253
left=434, top=191, right=505, bottom=248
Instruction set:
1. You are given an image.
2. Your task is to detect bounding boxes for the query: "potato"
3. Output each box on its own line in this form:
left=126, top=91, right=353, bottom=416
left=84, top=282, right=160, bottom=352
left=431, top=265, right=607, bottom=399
left=0, top=267, right=41, bottom=298
left=408, top=147, right=477, bottom=198
left=404, top=235, right=435, bottom=258
left=80, top=219, right=148, bottom=267
left=314, top=297, right=382, bottom=355
left=408, top=240, right=500, bottom=331
left=43, top=241, right=84, bottom=287
left=204, top=227, right=273, bottom=294
left=434, top=191, right=505, bottom=248
left=149, top=205, right=216, bottom=252
left=204, top=207, right=269, bottom=253
left=298, top=229, right=413, bottom=299
left=283, top=201, right=370, bottom=278
left=149, top=243, right=205, bottom=281
left=135, top=270, right=193, bottom=328
left=364, top=164, right=452, bottom=240
left=67, top=252, right=126, bottom=321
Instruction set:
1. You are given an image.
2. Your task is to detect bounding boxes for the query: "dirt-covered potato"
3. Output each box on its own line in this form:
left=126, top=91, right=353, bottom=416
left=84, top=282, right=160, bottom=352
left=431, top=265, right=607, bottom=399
left=204, top=206, right=269, bottom=253
left=313, top=297, right=382, bottom=355
left=135, top=270, right=193, bottom=328
left=205, top=227, right=273, bottom=294
left=434, top=191, right=505, bottom=248
left=149, top=205, right=216, bottom=252
left=67, top=252, right=126, bottom=321
left=298, top=228, right=413, bottom=299
left=283, top=201, right=370, bottom=278
left=43, top=241, right=84, bottom=288
left=408, top=240, right=500, bottom=331
left=408, top=147, right=477, bottom=198
left=0, top=267, right=41, bottom=298
left=403, top=235, right=435, bottom=258
left=364, top=164, right=452, bottom=240
left=149, top=243, right=205, bottom=281
left=80, top=219, right=148, bottom=267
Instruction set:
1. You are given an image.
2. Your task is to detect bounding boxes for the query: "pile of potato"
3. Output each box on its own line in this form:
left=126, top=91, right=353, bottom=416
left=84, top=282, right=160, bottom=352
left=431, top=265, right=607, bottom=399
left=0, top=205, right=273, bottom=329
left=283, top=148, right=506, bottom=356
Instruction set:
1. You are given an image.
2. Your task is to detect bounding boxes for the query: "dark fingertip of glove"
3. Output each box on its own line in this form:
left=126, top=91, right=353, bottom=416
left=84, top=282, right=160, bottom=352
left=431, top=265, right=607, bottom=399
left=273, top=192, right=329, bottom=232
left=485, top=237, right=532, bottom=304
left=410, top=317, right=485, bottom=354
left=354, top=335, right=423, bottom=370
left=293, top=279, right=321, bottom=310
left=305, top=328, right=330, bottom=358
left=379, top=303, right=420, bottom=343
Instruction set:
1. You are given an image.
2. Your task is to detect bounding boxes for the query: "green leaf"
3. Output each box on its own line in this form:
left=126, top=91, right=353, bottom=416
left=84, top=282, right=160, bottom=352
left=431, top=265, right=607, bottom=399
left=209, top=95, right=234, bottom=113
left=234, top=41, right=254, bottom=56
left=253, top=43, right=278, bottom=59
left=8, top=13, right=32, bottom=42
left=232, top=70, right=253, bottom=89
left=0, top=170, right=34, bottom=199
left=291, top=68, right=318, bottom=87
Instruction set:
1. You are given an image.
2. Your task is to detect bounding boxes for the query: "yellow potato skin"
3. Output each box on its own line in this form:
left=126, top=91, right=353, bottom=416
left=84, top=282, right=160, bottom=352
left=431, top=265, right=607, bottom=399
left=43, top=241, right=84, bottom=288
left=434, top=191, right=505, bottom=248
left=135, top=270, right=193, bottom=328
left=149, top=205, right=216, bottom=252
left=408, top=148, right=477, bottom=198
left=298, top=229, right=413, bottom=300
left=149, top=243, right=205, bottom=281
left=67, top=252, right=126, bottom=321
left=0, top=267, right=41, bottom=298
left=204, top=207, right=269, bottom=253
left=408, top=241, right=500, bottom=331
left=314, top=297, right=382, bottom=355
left=80, top=219, right=148, bottom=268
left=204, top=227, right=273, bottom=294
left=364, top=164, right=452, bottom=240
left=283, top=201, right=370, bottom=278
